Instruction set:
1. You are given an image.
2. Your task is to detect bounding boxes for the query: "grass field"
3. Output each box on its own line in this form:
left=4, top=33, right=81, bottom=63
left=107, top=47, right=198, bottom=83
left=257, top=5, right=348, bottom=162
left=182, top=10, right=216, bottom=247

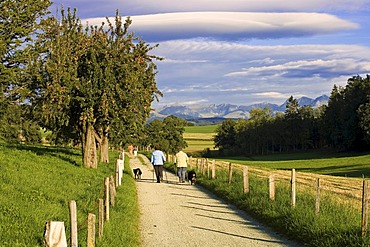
left=183, top=125, right=218, bottom=153
left=217, top=151, right=370, bottom=178
left=0, top=143, right=139, bottom=247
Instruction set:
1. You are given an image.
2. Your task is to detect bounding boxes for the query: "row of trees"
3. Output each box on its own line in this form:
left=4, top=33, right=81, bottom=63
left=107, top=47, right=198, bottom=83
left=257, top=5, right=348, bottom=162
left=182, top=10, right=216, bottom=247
left=215, top=75, right=370, bottom=155
left=1, top=1, right=162, bottom=167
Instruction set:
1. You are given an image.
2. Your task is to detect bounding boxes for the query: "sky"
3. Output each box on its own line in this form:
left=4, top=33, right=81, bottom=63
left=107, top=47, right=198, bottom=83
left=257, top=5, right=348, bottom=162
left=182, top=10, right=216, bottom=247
left=51, top=0, right=370, bottom=108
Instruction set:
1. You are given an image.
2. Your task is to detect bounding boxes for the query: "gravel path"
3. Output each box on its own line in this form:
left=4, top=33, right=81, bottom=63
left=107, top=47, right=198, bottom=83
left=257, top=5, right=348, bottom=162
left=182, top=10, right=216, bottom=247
left=130, top=154, right=299, bottom=247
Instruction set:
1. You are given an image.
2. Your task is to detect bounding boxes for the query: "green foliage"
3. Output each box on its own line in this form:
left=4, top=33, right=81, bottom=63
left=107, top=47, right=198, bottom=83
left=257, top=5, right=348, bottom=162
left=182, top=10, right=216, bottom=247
left=214, top=75, right=370, bottom=156
left=214, top=119, right=237, bottom=152
left=323, top=75, right=370, bottom=150
left=27, top=8, right=162, bottom=165
left=0, top=144, right=139, bottom=246
left=144, top=115, right=187, bottom=154
left=0, top=0, right=50, bottom=145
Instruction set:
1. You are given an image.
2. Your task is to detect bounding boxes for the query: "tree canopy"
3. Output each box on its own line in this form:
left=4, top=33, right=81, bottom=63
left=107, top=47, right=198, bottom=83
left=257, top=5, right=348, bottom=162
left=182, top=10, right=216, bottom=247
left=26, top=8, right=162, bottom=167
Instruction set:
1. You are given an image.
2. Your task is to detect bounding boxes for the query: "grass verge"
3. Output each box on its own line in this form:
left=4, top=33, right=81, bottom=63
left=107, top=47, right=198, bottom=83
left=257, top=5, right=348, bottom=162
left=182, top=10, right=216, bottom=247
left=0, top=143, right=139, bottom=247
left=195, top=166, right=368, bottom=246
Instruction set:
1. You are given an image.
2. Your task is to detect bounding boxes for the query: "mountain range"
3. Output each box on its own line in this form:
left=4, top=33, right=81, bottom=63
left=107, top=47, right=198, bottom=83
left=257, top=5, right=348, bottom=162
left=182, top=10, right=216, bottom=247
left=150, top=95, right=329, bottom=123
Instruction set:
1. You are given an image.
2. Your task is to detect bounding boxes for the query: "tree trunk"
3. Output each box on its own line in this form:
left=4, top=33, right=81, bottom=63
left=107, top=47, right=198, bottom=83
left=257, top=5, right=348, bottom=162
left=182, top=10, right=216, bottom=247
left=83, top=123, right=98, bottom=168
left=96, top=126, right=109, bottom=163
left=100, top=134, right=109, bottom=163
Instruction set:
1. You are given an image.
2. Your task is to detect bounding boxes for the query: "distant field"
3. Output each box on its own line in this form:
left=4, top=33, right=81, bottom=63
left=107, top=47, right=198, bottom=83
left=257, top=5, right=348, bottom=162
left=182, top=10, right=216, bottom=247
left=217, top=151, right=370, bottom=178
left=183, top=125, right=218, bottom=153
left=184, top=125, right=219, bottom=133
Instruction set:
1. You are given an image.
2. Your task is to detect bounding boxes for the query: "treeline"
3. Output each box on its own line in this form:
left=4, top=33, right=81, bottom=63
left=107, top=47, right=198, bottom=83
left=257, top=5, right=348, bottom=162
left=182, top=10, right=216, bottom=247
left=214, top=75, right=370, bottom=155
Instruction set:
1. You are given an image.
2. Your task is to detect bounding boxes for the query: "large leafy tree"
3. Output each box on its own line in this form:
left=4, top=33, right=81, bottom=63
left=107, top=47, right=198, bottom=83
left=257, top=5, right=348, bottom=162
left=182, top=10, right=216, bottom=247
left=29, top=9, right=162, bottom=167
left=0, top=0, right=50, bottom=143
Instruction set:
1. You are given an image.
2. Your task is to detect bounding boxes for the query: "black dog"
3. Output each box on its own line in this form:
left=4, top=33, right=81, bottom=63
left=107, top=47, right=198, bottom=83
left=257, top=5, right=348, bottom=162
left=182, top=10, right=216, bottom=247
left=133, top=168, right=142, bottom=179
left=187, top=170, right=196, bottom=185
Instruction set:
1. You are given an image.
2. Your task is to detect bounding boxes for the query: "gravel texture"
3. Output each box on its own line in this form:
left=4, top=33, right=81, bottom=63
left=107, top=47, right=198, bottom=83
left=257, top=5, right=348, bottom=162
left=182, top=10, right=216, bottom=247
left=130, top=154, right=299, bottom=247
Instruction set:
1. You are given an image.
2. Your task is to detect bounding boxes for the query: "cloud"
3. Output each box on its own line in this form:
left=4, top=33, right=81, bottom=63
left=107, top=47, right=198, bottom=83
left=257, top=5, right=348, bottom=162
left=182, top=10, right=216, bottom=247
left=52, top=0, right=370, bottom=18
left=83, top=12, right=358, bottom=42
left=152, top=40, right=370, bottom=106
left=253, top=92, right=298, bottom=99
left=225, top=59, right=370, bottom=78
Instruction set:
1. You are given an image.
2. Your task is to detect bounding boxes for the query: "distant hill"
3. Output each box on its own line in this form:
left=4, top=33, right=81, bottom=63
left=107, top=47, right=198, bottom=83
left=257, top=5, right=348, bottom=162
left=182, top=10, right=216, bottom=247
left=150, top=95, right=329, bottom=124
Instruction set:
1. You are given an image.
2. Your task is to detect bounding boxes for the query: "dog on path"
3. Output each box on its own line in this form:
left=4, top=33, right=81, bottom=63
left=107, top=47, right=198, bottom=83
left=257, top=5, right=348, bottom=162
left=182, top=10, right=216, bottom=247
left=133, top=168, right=142, bottom=179
left=187, top=170, right=196, bottom=185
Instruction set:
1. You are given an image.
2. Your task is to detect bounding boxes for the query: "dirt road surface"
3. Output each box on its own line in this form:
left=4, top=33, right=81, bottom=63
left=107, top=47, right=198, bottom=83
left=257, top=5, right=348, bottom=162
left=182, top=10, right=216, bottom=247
left=130, top=154, right=299, bottom=247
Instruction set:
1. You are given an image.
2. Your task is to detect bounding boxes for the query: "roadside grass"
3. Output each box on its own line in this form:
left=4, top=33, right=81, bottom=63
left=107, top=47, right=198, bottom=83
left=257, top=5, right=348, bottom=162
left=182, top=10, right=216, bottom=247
left=0, top=143, right=139, bottom=247
left=193, top=166, right=367, bottom=246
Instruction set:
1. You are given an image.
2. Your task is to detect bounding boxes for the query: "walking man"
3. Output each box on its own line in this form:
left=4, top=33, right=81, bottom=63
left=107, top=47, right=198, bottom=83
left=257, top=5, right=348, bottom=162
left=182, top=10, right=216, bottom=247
left=151, top=145, right=166, bottom=183
left=175, top=148, right=188, bottom=183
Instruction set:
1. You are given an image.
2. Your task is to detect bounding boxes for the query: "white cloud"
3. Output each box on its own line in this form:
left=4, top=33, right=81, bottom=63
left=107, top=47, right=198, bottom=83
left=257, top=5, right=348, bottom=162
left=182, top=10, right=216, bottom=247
left=122, top=0, right=370, bottom=13
left=253, top=92, right=296, bottom=99
left=83, top=12, right=358, bottom=41
left=225, top=58, right=370, bottom=78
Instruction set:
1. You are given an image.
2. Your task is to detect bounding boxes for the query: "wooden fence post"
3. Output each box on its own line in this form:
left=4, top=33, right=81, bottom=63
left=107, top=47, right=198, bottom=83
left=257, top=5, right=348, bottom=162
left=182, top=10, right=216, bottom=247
left=69, top=200, right=78, bottom=247
left=87, top=213, right=96, bottom=247
left=206, top=159, right=210, bottom=178
left=212, top=160, right=216, bottom=179
left=189, top=156, right=193, bottom=169
left=104, top=177, right=110, bottom=221
left=98, top=199, right=104, bottom=239
left=116, top=159, right=123, bottom=186
left=362, top=180, right=369, bottom=238
left=291, top=169, right=296, bottom=208
left=269, top=175, right=275, bottom=201
left=315, top=178, right=320, bottom=215
left=228, top=163, right=233, bottom=184
left=243, top=166, right=249, bottom=193
left=109, top=175, right=116, bottom=207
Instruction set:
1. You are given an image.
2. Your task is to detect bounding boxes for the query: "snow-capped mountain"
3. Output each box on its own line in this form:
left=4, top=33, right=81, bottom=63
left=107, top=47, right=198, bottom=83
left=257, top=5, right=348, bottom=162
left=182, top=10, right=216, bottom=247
left=150, top=95, right=329, bottom=121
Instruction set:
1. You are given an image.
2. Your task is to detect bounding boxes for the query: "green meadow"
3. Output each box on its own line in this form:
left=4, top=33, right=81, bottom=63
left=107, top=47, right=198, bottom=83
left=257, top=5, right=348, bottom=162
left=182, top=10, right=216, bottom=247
left=216, top=151, right=370, bottom=178
left=183, top=125, right=218, bottom=153
left=0, top=142, right=139, bottom=247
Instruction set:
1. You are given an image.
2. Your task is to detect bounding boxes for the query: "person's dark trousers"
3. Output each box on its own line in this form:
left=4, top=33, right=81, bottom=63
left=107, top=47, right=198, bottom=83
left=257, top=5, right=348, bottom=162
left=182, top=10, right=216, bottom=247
left=153, top=165, right=163, bottom=182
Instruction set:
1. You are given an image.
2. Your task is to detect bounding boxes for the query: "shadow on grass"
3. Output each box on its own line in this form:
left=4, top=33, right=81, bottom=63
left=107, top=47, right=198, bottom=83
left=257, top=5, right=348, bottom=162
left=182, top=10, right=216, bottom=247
left=5, top=143, right=81, bottom=167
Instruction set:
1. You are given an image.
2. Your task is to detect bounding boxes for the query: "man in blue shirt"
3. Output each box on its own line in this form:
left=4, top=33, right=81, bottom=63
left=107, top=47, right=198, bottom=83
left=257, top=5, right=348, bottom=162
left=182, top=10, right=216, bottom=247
left=151, top=145, right=166, bottom=183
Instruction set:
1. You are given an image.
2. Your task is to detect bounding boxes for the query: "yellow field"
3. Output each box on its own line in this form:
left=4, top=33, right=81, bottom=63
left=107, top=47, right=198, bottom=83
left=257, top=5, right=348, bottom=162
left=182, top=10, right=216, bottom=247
left=183, top=125, right=217, bottom=153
